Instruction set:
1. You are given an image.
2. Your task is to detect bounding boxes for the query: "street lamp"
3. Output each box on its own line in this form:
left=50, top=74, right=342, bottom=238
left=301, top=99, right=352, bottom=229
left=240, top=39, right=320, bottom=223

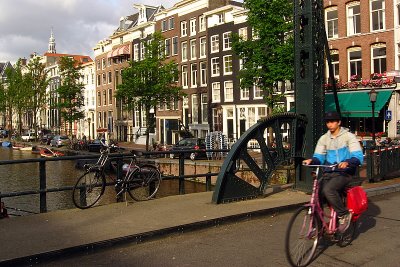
left=368, top=88, right=378, bottom=146
left=87, top=117, right=91, bottom=141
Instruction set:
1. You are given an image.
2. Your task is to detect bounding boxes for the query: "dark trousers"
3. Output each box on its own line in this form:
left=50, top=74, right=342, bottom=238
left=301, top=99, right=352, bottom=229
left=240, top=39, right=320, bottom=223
left=319, top=172, right=352, bottom=217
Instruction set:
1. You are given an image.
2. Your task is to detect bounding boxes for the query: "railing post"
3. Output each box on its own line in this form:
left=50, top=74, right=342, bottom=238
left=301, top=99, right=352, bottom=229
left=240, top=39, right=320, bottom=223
left=115, top=156, right=124, bottom=202
left=39, top=161, right=47, bottom=213
left=206, top=172, right=211, bottom=191
left=179, top=152, right=185, bottom=194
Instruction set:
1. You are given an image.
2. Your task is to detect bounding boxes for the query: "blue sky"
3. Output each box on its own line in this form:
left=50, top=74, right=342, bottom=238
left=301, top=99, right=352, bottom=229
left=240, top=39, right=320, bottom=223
left=0, top=0, right=175, bottom=63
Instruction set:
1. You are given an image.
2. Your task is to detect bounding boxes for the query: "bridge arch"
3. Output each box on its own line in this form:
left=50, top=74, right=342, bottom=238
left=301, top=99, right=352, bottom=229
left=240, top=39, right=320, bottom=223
left=212, top=113, right=307, bottom=204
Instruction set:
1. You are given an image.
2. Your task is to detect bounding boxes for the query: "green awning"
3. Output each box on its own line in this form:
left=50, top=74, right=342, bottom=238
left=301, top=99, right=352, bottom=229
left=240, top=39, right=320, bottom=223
left=325, top=90, right=393, bottom=117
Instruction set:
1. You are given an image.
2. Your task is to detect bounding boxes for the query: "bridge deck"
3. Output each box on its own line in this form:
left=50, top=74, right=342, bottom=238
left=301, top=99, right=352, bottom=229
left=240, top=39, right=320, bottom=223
left=1, top=178, right=400, bottom=265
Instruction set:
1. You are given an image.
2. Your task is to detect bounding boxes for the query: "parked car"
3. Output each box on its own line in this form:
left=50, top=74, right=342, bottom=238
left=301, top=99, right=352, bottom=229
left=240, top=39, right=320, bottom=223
left=21, top=130, right=36, bottom=142
left=41, top=134, right=54, bottom=145
left=50, top=135, right=70, bottom=147
left=0, top=130, right=8, bottom=138
left=169, top=138, right=207, bottom=160
left=88, top=139, right=104, bottom=152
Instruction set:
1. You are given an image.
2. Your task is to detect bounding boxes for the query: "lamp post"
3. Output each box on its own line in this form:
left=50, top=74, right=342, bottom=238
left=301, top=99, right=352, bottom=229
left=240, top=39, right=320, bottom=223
left=368, top=89, right=378, bottom=146
left=87, top=117, right=91, bottom=141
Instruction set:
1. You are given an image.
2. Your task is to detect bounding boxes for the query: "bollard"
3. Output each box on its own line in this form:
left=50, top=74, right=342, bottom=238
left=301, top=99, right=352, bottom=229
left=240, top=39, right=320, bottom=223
left=39, top=161, right=47, bottom=213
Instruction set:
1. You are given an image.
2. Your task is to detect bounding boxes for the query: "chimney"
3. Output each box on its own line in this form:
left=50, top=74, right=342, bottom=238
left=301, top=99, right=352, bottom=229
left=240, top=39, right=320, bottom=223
left=20, top=58, right=27, bottom=66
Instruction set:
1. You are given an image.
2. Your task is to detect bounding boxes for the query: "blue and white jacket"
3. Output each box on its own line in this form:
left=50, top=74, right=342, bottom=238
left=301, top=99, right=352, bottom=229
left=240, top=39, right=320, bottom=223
left=311, top=127, right=363, bottom=175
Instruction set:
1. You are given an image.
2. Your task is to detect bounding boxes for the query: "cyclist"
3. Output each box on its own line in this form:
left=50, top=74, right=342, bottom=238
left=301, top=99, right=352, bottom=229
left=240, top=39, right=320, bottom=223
left=303, top=111, right=363, bottom=233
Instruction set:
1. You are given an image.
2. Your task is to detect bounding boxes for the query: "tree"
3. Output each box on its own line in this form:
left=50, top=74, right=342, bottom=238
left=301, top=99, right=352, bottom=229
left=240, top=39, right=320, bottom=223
left=233, top=0, right=294, bottom=115
left=1, top=60, right=31, bottom=137
left=116, top=31, right=184, bottom=151
left=26, top=57, right=50, bottom=139
left=57, top=56, right=85, bottom=136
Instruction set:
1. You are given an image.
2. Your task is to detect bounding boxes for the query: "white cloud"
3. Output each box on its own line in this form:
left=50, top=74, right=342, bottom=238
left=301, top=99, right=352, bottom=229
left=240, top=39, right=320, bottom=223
left=0, top=0, right=175, bottom=63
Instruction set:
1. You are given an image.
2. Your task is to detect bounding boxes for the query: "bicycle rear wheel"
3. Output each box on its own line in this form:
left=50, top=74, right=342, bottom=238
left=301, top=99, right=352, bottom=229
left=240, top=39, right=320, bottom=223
left=127, top=164, right=161, bottom=201
left=285, top=206, right=320, bottom=267
left=72, top=170, right=105, bottom=209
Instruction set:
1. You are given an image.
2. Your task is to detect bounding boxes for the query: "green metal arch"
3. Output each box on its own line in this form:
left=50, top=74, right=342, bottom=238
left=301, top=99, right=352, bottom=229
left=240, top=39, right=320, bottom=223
left=212, top=113, right=308, bottom=204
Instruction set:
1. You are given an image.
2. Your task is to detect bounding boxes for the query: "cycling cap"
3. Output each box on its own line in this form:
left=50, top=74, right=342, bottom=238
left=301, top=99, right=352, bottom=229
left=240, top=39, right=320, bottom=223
left=324, top=111, right=341, bottom=121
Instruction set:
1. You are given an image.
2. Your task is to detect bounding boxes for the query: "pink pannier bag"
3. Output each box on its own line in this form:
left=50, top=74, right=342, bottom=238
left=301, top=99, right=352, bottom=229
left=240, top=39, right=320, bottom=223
left=347, top=186, right=368, bottom=221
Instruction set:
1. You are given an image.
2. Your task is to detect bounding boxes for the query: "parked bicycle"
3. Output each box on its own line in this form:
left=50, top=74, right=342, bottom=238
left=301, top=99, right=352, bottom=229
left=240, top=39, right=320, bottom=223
left=72, top=142, right=161, bottom=209
left=285, top=164, right=367, bottom=267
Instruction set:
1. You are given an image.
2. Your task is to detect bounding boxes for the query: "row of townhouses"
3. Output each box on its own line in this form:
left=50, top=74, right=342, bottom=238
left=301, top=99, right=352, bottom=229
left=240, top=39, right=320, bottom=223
left=2, top=0, right=400, bottom=143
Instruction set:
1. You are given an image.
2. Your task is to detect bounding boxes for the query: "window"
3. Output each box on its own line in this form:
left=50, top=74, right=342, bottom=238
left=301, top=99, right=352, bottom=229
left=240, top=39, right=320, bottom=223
left=347, top=2, right=361, bottom=35
left=181, top=41, right=187, bottom=61
left=192, top=94, right=198, bottom=123
left=102, top=58, right=106, bottom=69
left=103, top=90, right=106, bottom=105
left=190, top=19, right=196, bottom=36
left=254, top=84, right=262, bottom=99
left=238, top=27, right=248, bottom=41
left=199, top=15, right=206, bottom=32
left=108, top=71, right=112, bottom=83
left=201, top=94, right=208, bottom=123
left=172, top=36, right=178, bottom=55
left=200, top=62, right=207, bottom=85
left=210, top=35, right=219, bottom=53
left=97, top=92, right=101, bottom=106
left=102, top=73, right=106, bottom=84
left=223, top=32, right=232, bottom=50
left=140, top=42, right=145, bottom=60
left=162, top=20, right=168, bottom=32
left=240, top=86, right=249, bottom=100
left=97, top=60, right=101, bottom=70
left=200, top=37, right=206, bottom=58
left=212, top=82, right=220, bottom=102
left=97, top=74, right=101, bottom=86
left=108, top=89, right=113, bottom=105
left=191, top=64, right=197, bottom=87
left=326, top=7, right=338, bottom=39
left=329, top=50, right=339, bottom=78
left=398, top=1, right=400, bottom=25
left=169, top=17, right=174, bottom=30
left=372, top=44, right=386, bottom=74
left=371, top=0, right=385, bottom=31
left=190, top=39, right=196, bottom=60
left=165, top=38, right=171, bottom=57
left=223, top=55, right=233, bottom=75
left=182, top=65, right=188, bottom=87
left=211, top=57, right=220, bottom=76
left=115, top=70, right=119, bottom=85
left=181, top=21, right=187, bottom=36
left=224, top=81, right=233, bottom=102
left=218, top=13, right=224, bottom=24
left=348, top=48, right=362, bottom=78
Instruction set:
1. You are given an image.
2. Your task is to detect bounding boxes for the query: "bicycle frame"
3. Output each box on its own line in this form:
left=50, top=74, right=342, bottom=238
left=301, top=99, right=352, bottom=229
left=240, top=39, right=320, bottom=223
left=304, top=165, right=339, bottom=237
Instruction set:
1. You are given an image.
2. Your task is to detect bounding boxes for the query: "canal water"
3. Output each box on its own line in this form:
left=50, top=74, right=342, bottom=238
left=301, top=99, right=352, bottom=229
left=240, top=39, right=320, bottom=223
left=0, top=147, right=209, bottom=216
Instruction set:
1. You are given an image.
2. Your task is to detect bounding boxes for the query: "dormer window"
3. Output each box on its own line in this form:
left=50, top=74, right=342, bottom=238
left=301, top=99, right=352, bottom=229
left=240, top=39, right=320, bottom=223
left=119, top=17, right=125, bottom=30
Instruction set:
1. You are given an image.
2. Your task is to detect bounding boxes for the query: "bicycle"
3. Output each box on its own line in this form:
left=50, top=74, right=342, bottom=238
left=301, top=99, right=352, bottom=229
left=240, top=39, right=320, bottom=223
left=72, top=143, right=162, bottom=209
left=285, top=164, right=359, bottom=267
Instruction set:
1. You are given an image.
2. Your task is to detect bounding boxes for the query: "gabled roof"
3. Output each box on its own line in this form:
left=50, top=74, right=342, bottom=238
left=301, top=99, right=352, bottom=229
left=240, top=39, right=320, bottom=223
left=0, top=62, right=13, bottom=78
left=113, top=5, right=164, bottom=35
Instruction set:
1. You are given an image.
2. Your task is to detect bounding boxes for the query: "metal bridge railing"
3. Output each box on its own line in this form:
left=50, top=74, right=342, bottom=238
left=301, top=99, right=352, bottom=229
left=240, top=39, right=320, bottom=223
left=0, top=149, right=228, bottom=214
left=366, top=145, right=400, bottom=182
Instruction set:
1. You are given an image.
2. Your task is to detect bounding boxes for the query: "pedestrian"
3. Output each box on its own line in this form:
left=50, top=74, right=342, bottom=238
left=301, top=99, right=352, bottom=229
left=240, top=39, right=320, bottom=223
left=0, top=201, right=9, bottom=219
left=303, top=111, right=363, bottom=233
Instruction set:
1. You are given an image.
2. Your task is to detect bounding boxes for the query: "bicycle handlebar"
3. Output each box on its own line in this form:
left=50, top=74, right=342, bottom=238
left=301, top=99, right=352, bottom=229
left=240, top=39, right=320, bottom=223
left=302, top=164, right=338, bottom=168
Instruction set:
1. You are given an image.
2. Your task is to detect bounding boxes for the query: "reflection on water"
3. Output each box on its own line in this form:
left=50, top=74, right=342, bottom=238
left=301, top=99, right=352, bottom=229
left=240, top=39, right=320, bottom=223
left=0, top=147, right=210, bottom=215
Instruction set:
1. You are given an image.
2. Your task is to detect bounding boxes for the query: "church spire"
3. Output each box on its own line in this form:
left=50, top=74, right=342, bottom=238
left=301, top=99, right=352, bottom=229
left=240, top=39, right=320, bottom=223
left=48, top=28, right=56, bottom=54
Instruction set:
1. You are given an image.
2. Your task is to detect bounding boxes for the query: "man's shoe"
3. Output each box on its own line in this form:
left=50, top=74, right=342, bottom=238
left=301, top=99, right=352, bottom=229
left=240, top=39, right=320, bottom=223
left=338, top=212, right=352, bottom=233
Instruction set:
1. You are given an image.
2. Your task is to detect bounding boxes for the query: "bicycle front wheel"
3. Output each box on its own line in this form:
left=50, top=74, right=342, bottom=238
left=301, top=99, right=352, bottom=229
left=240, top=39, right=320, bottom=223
left=285, top=206, right=320, bottom=267
left=127, top=164, right=161, bottom=201
left=72, top=170, right=105, bottom=209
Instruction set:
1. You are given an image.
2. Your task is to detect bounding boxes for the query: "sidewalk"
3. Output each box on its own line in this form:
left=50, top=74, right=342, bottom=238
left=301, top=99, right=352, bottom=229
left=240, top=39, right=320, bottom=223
left=1, top=178, right=400, bottom=265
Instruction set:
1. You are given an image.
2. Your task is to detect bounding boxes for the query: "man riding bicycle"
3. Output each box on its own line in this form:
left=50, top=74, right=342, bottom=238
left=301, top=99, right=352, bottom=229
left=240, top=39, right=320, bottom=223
left=303, top=111, right=363, bottom=233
